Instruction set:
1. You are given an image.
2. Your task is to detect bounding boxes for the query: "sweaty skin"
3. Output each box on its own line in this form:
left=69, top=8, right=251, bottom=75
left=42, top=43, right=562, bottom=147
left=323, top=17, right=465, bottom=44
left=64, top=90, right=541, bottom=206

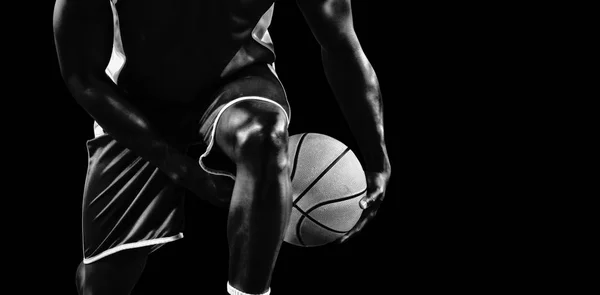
left=54, top=0, right=390, bottom=294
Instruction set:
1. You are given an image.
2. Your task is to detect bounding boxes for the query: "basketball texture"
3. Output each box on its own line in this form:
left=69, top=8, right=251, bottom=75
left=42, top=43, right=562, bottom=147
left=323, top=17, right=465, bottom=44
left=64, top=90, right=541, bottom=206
left=284, top=133, right=367, bottom=247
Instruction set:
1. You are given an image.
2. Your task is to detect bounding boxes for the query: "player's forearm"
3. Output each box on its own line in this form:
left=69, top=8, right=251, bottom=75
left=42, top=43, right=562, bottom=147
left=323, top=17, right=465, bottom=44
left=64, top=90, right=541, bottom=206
left=321, top=47, right=390, bottom=172
left=53, top=0, right=192, bottom=183
left=66, top=73, right=188, bottom=181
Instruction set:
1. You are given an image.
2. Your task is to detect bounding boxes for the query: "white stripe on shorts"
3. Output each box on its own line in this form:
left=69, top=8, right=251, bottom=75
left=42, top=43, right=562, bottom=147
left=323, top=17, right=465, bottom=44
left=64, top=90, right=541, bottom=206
left=83, top=232, right=184, bottom=264
left=198, top=96, right=290, bottom=180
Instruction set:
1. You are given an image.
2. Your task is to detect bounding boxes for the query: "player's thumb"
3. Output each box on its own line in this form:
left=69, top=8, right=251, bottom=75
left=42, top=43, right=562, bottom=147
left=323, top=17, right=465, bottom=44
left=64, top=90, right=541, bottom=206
left=359, top=191, right=378, bottom=209
left=360, top=171, right=387, bottom=209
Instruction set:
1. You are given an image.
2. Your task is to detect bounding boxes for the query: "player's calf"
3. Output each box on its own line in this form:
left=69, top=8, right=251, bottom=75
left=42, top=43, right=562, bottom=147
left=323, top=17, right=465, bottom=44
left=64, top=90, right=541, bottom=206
left=215, top=99, right=292, bottom=294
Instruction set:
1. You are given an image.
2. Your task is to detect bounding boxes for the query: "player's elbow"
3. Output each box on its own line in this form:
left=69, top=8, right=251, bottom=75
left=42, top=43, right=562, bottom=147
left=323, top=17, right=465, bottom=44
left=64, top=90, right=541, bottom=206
left=322, top=0, right=351, bottom=20
left=315, top=15, right=361, bottom=53
left=298, top=0, right=358, bottom=53
left=62, top=71, right=105, bottom=109
left=319, top=32, right=361, bottom=55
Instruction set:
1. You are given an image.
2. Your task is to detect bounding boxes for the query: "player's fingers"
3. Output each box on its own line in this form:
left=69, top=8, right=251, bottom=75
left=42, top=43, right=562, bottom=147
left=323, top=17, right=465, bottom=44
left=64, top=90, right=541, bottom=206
left=337, top=234, right=350, bottom=244
left=338, top=208, right=379, bottom=244
left=338, top=219, right=365, bottom=244
left=338, top=230, right=355, bottom=244
left=338, top=219, right=365, bottom=243
left=360, top=189, right=383, bottom=209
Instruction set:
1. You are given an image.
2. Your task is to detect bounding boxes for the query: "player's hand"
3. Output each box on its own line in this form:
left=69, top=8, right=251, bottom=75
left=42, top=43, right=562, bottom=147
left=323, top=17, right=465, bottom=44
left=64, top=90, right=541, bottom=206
left=338, top=168, right=391, bottom=244
left=171, top=155, right=233, bottom=208
left=157, top=133, right=234, bottom=208
left=204, top=173, right=235, bottom=209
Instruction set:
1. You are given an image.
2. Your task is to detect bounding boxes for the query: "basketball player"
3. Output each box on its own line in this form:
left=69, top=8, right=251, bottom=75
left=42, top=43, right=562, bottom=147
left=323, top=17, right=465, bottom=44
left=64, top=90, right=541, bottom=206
left=53, top=0, right=391, bottom=294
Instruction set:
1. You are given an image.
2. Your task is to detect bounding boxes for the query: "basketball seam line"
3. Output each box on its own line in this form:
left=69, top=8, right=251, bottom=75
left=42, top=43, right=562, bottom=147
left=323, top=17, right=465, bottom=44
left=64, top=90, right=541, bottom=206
left=292, top=147, right=351, bottom=206
left=295, top=205, right=346, bottom=240
left=293, top=188, right=366, bottom=240
left=290, top=133, right=307, bottom=182
left=296, top=208, right=307, bottom=246
left=304, top=187, right=368, bottom=216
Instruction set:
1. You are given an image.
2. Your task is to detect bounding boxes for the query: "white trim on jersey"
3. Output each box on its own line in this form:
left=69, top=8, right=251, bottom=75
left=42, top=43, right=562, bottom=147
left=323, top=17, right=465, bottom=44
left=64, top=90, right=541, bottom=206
left=94, top=0, right=126, bottom=134
left=198, top=96, right=291, bottom=180
left=105, top=0, right=126, bottom=84
left=83, top=232, right=184, bottom=264
left=220, top=3, right=278, bottom=78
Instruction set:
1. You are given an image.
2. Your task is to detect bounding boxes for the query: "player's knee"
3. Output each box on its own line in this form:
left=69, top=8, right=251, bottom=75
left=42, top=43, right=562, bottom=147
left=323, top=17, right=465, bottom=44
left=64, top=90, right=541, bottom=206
left=75, top=261, right=87, bottom=295
left=234, top=112, right=289, bottom=171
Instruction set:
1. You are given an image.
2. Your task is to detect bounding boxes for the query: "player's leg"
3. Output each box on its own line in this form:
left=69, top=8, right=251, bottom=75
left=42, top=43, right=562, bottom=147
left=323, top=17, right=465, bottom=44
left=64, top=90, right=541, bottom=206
left=215, top=99, right=292, bottom=294
left=75, top=247, right=149, bottom=295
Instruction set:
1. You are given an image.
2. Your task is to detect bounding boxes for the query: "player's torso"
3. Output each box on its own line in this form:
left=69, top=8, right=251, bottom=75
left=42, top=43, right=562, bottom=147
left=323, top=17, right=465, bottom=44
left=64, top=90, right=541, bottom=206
left=110, top=0, right=277, bottom=104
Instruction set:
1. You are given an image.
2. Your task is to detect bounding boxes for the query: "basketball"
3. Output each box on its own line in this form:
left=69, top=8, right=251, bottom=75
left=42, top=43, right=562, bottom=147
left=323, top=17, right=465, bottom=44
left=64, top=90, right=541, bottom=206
left=284, top=133, right=367, bottom=247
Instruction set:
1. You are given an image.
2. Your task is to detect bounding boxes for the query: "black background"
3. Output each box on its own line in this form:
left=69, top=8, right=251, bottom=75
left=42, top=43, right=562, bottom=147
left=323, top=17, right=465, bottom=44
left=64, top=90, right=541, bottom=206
left=8, top=0, right=549, bottom=294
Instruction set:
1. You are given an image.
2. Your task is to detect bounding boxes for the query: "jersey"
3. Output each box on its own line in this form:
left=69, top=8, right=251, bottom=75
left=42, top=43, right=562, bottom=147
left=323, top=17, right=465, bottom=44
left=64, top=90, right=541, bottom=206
left=95, top=0, right=281, bottom=137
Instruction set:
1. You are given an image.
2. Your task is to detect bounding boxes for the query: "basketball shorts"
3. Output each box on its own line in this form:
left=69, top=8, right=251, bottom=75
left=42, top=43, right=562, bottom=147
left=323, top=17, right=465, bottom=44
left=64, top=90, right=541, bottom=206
left=82, top=64, right=290, bottom=264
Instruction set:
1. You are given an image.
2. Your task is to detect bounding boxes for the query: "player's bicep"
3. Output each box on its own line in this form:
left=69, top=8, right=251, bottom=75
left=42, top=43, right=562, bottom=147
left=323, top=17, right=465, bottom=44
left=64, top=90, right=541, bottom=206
left=296, top=0, right=359, bottom=51
left=53, top=0, right=114, bottom=88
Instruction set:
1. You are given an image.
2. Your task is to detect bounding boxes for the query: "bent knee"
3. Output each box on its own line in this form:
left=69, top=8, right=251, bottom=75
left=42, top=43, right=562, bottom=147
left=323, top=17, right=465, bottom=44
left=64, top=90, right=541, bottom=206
left=217, top=100, right=289, bottom=168
left=235, top=120, right=289, bottom=169
left=237, top=120, right=287, bottom=152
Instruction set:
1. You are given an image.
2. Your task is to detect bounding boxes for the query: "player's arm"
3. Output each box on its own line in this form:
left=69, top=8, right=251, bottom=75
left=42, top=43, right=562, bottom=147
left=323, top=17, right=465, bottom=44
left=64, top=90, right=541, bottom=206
left=297, top=0, right=391, bottom=241
left=297, top=0, right=389, bottom=175
left=297, top=1, right=390, bottom=185
left=53, top=0, right=225, bottom=206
